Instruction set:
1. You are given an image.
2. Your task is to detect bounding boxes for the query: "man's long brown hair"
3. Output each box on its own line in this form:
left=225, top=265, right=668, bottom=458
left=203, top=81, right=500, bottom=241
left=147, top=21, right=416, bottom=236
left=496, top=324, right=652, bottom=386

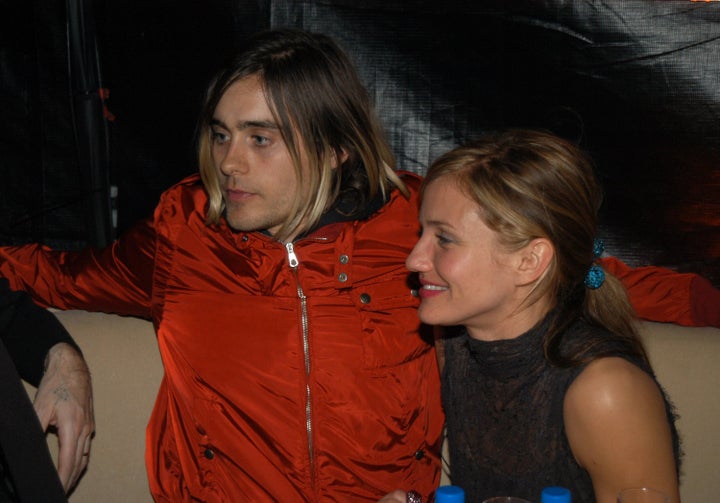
left=198, top=29, right=407, bottom=242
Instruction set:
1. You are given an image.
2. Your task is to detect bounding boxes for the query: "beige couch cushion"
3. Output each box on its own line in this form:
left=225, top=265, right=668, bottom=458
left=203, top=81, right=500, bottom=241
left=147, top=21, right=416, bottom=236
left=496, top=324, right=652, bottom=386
left=639, top=321, right=720, bottom=502
left=21, top=312, right=719, bottom=502
left=25, top=311, right=160, bottom=502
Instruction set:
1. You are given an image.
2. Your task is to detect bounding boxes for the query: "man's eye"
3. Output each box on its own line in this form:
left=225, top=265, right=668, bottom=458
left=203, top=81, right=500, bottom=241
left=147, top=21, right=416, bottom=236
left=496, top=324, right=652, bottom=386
left=252, top=135, right=270, bottom=146
left=211, top=130, right=229, bottom=144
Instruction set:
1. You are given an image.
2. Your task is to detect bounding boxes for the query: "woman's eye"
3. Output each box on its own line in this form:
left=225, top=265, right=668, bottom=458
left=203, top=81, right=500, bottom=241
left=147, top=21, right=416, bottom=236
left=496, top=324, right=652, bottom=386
left=436, top=233, right=453, bottom=245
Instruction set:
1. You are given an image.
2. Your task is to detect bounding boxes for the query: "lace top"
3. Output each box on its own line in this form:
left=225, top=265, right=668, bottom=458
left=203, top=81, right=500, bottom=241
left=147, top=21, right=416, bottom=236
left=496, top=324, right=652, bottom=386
left=441, top=314, right=680, bottom=503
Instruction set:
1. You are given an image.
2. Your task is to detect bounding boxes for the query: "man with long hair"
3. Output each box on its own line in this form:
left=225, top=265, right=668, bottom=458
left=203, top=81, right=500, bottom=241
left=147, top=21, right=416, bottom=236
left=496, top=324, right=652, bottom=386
left=0, top=30, right=443, bottom=501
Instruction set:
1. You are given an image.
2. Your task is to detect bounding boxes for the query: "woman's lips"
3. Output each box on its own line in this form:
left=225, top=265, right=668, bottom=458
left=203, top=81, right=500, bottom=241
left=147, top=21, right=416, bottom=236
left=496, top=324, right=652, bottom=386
left=418, top=282, right=448, bottom=299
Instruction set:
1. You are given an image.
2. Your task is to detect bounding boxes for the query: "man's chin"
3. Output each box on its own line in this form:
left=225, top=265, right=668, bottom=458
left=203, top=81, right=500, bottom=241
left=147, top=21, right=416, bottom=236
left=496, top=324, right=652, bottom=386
left=225, top=216, right=276, bottom=236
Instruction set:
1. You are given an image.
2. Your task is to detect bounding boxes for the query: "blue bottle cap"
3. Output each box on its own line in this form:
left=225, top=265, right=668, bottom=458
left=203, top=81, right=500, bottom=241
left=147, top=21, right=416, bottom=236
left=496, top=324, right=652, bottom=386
left=541, top=486, right=571, bottom=503
left=435, top=485, right=465, bottom=503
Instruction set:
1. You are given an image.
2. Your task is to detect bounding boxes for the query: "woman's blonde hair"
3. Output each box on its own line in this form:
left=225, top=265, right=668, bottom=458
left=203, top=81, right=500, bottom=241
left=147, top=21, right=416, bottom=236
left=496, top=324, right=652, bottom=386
left=197, top=29, right=407, bottom=242
left=424, top=129, right=647, bottom=367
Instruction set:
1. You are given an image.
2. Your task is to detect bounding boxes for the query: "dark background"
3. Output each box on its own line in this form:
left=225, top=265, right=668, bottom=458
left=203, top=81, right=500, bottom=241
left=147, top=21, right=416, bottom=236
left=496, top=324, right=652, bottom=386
left=2, top=0, right=719, bottom=286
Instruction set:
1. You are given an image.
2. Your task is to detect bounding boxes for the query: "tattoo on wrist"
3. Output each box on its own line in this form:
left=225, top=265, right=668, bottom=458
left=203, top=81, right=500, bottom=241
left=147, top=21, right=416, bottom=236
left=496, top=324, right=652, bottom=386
left=53, top=386, right=70, bottom=401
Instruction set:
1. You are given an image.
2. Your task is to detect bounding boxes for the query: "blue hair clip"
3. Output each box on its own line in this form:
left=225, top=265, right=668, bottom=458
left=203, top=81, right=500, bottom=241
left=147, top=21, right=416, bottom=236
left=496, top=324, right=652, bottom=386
left=584, top=264, right=605, bottom=289
left=592, top=238, right=605, bottom=258
left=584, top=238, right=606, bottom=289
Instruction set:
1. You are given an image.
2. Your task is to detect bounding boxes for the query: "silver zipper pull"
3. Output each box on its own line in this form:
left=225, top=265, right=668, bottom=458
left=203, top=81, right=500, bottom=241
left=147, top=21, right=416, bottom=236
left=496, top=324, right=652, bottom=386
left=285, top=242, right=300, bottom=268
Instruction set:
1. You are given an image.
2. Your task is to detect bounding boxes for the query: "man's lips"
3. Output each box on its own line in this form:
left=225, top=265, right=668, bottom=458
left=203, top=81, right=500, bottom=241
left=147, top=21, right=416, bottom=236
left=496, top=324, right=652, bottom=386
left=225, top=188, right=256, bottom=201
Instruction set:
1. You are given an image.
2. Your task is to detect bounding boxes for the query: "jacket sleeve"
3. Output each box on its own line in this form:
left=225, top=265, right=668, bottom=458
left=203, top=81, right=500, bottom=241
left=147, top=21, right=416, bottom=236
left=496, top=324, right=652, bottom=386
left=0, top=216, right=157, bottom=319
left=600, top=256, right=720, bottom=328
left=0, top=278, right=81, bottom=386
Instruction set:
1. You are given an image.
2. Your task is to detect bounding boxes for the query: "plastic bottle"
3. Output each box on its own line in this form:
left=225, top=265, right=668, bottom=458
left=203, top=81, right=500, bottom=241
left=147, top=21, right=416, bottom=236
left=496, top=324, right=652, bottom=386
left=435, top=485, right=465, bottom=503
left=540, top=486, right=571, bottom=503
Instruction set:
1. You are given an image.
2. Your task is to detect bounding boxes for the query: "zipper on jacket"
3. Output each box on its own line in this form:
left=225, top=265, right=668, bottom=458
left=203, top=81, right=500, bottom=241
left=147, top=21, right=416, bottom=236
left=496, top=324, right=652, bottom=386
left=285, top=242, right=315, bottom=488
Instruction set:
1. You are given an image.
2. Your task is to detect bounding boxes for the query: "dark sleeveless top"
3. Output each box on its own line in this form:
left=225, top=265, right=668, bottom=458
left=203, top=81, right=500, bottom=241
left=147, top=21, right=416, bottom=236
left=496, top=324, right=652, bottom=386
left=441, top=314, right=680, bottom=503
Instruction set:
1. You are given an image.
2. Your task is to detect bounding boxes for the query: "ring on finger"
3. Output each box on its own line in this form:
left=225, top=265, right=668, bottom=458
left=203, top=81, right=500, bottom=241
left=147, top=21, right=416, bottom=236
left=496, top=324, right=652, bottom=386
left=406, top=490, right=423, bottom=503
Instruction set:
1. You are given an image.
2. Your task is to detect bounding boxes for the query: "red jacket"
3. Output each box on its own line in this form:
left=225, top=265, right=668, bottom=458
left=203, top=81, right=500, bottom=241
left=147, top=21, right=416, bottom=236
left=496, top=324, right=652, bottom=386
left=601, top=257, right=720, bottom=327
left=0, top=173, right=443, bottom=502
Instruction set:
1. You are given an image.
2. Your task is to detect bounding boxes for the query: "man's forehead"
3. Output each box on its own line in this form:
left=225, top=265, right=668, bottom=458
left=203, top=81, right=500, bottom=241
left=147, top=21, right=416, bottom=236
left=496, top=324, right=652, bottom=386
left=212, top=76, right=279, bottom=127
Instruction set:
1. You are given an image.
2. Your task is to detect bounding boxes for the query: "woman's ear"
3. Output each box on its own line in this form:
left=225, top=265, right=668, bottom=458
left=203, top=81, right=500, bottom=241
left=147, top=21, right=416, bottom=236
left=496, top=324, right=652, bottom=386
left=516, top=238, right=554, bottom=285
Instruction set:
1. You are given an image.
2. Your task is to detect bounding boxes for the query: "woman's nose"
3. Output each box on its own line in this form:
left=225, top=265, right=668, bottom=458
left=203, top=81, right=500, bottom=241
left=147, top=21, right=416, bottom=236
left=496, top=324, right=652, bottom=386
left=406, top=240, right=430, bottom=272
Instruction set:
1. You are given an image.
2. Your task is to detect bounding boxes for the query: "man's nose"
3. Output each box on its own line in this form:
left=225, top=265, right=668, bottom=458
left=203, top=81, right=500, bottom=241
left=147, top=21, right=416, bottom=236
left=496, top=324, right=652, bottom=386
left=218, top=141, right=250, bottom=176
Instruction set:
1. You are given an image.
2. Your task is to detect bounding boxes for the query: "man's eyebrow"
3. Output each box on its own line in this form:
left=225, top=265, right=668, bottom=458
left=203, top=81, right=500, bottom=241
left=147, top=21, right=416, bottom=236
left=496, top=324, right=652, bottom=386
left=210, top=118, right=279, bottom=130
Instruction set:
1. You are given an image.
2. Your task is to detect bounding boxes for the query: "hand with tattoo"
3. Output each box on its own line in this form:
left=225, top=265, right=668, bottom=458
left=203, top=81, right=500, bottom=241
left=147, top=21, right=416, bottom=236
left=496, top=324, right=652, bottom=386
left=34, top=342, right=95, bottom=492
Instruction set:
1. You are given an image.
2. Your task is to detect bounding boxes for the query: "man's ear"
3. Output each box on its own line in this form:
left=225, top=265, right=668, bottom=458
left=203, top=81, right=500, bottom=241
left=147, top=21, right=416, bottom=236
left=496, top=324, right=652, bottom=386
left=516, top=238, right=554, bottom=285
left=329, top=148, right=349, bottom=169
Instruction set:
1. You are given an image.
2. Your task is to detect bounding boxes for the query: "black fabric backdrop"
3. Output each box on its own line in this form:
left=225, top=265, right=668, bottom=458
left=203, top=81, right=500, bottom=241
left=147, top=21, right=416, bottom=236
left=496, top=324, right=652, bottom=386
left=2, top=0, right=719, bottom=286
